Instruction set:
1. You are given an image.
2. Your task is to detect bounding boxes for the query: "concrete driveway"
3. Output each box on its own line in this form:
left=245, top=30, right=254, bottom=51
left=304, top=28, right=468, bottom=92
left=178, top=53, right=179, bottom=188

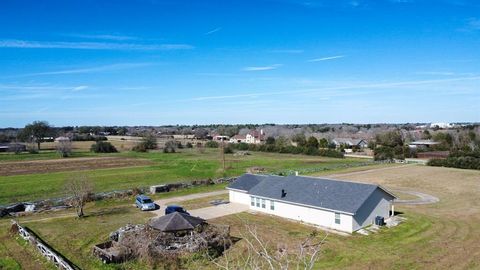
left=151, top=190, right=248, bottom=219
left=189, top=203, right=249, bottom=220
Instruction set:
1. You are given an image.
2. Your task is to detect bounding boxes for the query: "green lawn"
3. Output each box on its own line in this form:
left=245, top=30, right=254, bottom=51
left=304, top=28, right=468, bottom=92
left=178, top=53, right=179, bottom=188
left=0, top=149, right=374, bottom=204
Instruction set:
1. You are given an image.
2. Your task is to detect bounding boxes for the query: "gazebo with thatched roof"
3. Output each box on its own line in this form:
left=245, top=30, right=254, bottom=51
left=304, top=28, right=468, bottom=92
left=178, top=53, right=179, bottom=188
left=148, top=212, right=206, bottom=233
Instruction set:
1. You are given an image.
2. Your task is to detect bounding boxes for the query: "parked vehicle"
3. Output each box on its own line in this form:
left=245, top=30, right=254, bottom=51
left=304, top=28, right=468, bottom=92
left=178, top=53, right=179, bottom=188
left=135, top=195, right=156, bottom=211
left=165, top=205, right=189, bottom=215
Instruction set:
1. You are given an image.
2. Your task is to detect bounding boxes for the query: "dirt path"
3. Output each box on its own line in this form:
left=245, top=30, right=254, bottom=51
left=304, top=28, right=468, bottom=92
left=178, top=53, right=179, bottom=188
left=391, top=189, right=440, bottom=205
left=325, top=164, right=415, bottom=178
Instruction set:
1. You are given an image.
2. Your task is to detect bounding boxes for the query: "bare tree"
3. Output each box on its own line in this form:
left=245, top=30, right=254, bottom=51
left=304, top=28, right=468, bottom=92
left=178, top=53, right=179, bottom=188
left=56, top=139, right=72, bottom=157
left=64, top=175, right=94, bottom=218
left=206, top=221, right=328, bottom=270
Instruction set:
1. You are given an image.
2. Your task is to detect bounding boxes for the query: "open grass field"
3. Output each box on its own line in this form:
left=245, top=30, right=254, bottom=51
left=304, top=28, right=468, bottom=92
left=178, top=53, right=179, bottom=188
left=0, top=149, right=373, bottom=205
left=2, top=152, right=479, bottom=269
left=0, top=165, right=478, bottom=269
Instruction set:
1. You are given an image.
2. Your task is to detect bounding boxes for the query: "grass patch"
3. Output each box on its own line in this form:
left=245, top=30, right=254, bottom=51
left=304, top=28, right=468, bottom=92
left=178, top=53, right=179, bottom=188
left=0, top=149, right=371, bottom=204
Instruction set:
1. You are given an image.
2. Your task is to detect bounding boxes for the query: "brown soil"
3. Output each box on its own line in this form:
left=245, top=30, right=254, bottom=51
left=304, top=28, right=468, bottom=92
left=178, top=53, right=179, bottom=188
left=0, top=157, right=153, bottom=176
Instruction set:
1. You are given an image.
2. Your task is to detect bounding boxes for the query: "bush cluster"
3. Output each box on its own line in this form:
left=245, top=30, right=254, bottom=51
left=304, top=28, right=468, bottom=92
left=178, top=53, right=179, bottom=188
left=90, top=141, right=117, bottom=153
left=205, top=141, right=219, bottom=148
left=427, top=156, right=480, bottom=170
left=73, top=134, right=107, bottom=141
left=229, top=143, right=344, bottom=158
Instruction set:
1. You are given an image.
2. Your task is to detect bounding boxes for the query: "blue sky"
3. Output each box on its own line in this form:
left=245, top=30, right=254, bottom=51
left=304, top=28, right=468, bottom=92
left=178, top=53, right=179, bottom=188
left=0, top=0, right=479, bottom=127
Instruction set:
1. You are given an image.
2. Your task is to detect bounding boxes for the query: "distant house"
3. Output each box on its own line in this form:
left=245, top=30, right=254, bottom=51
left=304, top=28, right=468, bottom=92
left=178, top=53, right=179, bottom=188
left=408, top=140, right=440, bottom=150
left=229, top=134, right=246, bottom=144
left=430, top=122, right=453, bottom=129
left=211, top=135, right=230, bottom=141
left=228, top=174, right=396, bottom=233
left=54, top=136, right=71, bottom=142
left=332, top=138, right=368, bottom=149
left=245, top=130, right=265, bottom=144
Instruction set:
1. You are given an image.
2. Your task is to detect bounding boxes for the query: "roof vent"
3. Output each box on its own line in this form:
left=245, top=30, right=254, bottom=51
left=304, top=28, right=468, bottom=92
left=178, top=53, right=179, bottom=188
left=295, top=171, right=299, bottom=176
left=281, top=189, right=287, bottom=198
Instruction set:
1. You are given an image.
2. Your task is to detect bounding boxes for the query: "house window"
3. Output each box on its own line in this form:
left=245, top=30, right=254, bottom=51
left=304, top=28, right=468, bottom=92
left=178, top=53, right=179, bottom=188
left=335, top=213, right=341, bottom=224
left=261, top=199, right=266, bottom=208
left=256, top=198, right=260, bottom=207
left=251, top=197, right=255, bottom=206
left=270, top=200, right=275, bottom=210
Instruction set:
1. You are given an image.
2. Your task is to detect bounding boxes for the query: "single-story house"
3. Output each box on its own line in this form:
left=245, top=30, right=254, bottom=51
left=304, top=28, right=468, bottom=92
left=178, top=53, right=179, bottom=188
left=227, top=174, right=396, bottom=233
left=408, top=140, right=440, bottom=150
left=332, top=138, right=368, bottom=149
left=54, top=136, right=71, bottom=142
left=211, top=135, right=230, bottom=141
left=229, top=134, right=246, bottom=144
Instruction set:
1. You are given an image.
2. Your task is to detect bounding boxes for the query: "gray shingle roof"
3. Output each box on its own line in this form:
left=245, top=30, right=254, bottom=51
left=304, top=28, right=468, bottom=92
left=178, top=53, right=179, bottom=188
left=148, top=212, right=205, bottom=232
left=228, top=174, right=269, bottom=191
left=228, top=174, right=395, bottom=214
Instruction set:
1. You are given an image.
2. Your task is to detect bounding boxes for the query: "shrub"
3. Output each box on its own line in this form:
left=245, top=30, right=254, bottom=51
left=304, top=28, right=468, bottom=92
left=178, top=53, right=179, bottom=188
left=186, top=142, right=193, bottom=148
left=224, top=146, right=233, bottom=154
left=428, top=156, right=480, bottom=170
left=90, top=141, right=118, bottom=153
left=205, top=141, right=219, bottom=148
left=237, top=143, right=249, bottom=150
left=374, top=146, right=395, bottom=161
left=164, top=140, right=177, bottom=153
left=132, top=143, right=147, bottom=152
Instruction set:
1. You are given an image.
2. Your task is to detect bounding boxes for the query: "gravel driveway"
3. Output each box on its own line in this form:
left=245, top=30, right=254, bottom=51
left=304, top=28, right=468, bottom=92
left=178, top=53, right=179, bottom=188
left=392, top=189, right=440, bottom=205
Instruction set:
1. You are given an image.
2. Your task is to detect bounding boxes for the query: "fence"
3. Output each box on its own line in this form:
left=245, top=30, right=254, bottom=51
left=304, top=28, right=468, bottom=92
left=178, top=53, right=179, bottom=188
left=11, top=220, right=77, bottom=270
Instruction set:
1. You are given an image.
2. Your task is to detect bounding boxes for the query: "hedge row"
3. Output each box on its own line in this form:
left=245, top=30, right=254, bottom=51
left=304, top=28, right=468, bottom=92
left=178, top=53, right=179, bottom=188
left=427, top=156, right=480, bottom=170
left=230, top=143, right=344, bottom=158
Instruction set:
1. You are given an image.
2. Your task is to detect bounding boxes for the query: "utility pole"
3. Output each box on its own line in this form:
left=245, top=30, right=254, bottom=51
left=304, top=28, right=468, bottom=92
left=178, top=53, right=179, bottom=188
left=221, top=137, right=226, bottom=174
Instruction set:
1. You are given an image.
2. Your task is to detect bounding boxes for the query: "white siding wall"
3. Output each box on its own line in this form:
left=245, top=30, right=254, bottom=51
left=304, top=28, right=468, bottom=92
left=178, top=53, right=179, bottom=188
left=248, top=195, right=354, bottom=233
left=229, top=189, right=393, bottom=233
left=352, top=189, right=392, bottom=231
left=229, top=190, right=251, bottom=204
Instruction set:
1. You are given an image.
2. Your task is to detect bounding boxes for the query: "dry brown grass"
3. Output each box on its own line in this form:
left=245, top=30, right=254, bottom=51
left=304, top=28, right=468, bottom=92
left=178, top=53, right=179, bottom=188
left=169, top=194, right=229, bottom=210
left=315, top=165, right=480, bottom=269
left=41, top=140, right=138, bottom=151
left=0, top=157, right=152, bottom=176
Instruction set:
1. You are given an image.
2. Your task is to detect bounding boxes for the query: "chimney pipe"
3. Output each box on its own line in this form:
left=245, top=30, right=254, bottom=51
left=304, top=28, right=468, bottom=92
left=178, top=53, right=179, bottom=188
left=281, top=189, right=287, bottom=198
left=295, top=171, right=299, bottom=176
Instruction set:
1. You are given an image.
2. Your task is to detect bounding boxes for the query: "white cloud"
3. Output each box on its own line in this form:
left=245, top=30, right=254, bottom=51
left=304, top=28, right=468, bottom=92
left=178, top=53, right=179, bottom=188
left=10, top=63, right=153, bottom=78
left=186, top=76, right=480, bottom=101
left=269, top=49, right=304, bottom=54
left=72, top=85, right=89, bottom=92
left=243, top=64, right=282, bottom=71
left=0, top=40, right=194, bottom=50
left=66, top=33, right=137, bottom=41
left=467, top=18, right=480, bottom=30
left=307, top=55, right=345, bottom=62
left=416, top=71, right=456, bottom=76
left=204, top=27, right=222, bottom=35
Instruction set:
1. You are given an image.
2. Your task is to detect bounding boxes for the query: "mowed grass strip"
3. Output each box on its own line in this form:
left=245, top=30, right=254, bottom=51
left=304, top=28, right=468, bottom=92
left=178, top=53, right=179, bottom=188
left=0, top=150, right=371, bottom=204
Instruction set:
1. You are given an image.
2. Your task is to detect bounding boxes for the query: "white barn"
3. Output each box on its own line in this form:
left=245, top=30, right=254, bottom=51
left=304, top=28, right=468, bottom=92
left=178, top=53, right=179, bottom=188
left=227, top=174, right=396, bottom=233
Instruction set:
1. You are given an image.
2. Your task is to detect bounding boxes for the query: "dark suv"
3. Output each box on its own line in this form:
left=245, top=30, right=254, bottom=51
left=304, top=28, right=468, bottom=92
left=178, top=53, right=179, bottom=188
left=165, top=205, right=189, bottom=215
